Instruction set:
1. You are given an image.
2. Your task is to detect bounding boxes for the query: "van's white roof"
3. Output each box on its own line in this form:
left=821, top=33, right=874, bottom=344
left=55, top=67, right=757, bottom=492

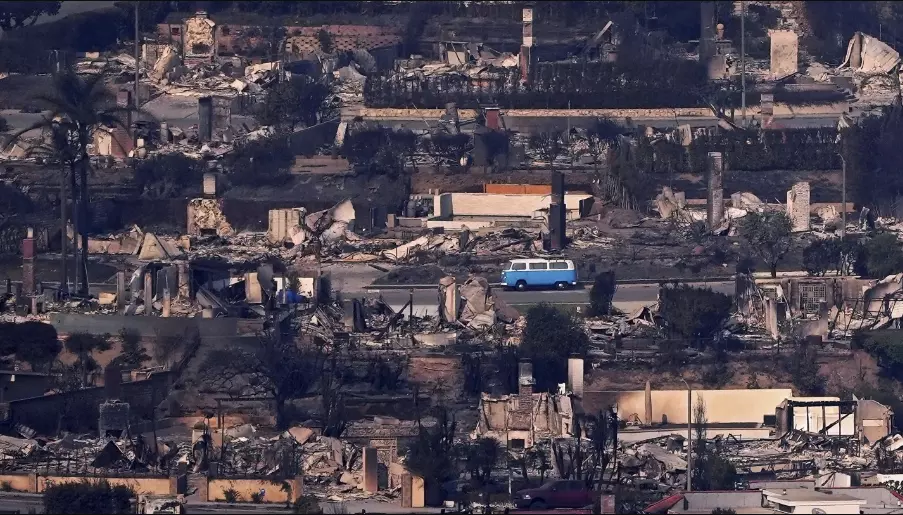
left=509, top=258, right=573, bottom=263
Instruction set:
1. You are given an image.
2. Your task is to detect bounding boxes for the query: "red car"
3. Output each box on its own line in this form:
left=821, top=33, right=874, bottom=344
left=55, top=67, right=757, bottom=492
left=513, top=480, right=594, bottom=509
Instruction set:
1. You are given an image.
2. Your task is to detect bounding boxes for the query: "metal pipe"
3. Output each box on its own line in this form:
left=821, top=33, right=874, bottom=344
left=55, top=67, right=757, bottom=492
left=681, top=378, right=692, bottom=492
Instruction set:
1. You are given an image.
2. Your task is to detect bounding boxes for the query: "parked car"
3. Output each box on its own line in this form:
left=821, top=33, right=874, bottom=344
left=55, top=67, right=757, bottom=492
left=513, top=480, right=593, bottom=509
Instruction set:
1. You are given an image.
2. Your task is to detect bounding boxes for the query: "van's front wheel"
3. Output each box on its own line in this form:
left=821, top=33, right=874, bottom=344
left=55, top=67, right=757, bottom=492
left=515, top=280, right=527, bottom=291
left=555, top=282, right=569, bottom=290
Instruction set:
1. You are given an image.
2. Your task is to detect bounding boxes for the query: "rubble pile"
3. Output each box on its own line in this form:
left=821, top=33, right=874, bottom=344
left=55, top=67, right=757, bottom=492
left=0, top=432, right=190, bottom=475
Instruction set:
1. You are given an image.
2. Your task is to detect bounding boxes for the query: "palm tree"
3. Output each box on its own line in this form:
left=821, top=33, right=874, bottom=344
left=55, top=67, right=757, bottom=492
left=22, top=121, right=81, bottom=297
left=14, top=70, right=146, bottom=295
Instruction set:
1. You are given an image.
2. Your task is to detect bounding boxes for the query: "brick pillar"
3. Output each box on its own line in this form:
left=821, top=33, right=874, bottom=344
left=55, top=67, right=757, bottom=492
left=197, top=476, right=209, bottom=502
left=363, top=447, right=378, bottom=494
left=289, top=476, right=303, bottom=502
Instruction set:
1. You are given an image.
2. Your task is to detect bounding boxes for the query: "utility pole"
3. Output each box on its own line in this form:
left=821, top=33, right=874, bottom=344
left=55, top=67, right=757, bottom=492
left=567, top=100, right=572, bottom=167
left=841, top=155, right=847, bottom=238
left=741, top=0, right=747, bottom=125
left=134, top=1, right=140, bottom=116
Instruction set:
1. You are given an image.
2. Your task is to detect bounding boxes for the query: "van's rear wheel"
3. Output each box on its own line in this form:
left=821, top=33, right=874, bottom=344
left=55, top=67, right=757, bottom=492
left=555, top=282, right=569, bottom=290
left=515, top=280, right=527, bottom=291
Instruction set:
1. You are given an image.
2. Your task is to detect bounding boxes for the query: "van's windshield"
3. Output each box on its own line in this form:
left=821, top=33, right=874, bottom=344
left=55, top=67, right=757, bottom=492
left=506, top=261, right=527, bottom=271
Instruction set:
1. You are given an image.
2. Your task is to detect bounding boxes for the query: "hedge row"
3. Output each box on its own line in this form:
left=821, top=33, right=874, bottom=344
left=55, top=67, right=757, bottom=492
left=625, top=128, right=841, bottom=174
left=364, top=60, right=709, bottom=109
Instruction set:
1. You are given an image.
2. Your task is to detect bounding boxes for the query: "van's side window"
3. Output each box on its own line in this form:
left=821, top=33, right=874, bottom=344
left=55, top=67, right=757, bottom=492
left=528, top=262, right=548, bottom=270
left=512, top=262, right=527, bottom=270
left=549, top=262, right=568, bottom=270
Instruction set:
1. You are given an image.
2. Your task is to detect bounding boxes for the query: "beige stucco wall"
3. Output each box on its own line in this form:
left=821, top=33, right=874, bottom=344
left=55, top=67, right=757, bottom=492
left=36, top=475, right=172, bottom=495
left=0, top=473, right=36, bottom=492
left=434, top=193, right=592, bottom=219
left=207, top=478, right=300, bottom=503
left=769, top=29, right=799, bottom=78
left=591, top=388, right=793, bottom=425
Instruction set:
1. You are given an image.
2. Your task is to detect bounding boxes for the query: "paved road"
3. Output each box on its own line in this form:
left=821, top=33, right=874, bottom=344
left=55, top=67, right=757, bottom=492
left=0, top=494, right=441, bottom=514
left=0, top=279, right=735, bottom=313
left=361, top=280, right=735, bottom=314
left=360, top=113, right=856, bottom=132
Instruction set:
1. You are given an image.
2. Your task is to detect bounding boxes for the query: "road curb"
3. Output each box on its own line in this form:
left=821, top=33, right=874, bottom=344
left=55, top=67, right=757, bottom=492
left=362, top=276, right=738, bottom=290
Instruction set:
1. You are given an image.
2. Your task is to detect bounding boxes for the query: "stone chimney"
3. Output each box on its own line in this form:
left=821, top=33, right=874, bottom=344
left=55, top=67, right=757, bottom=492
left=518, top=359, right=534, bottom=397
left=198, top=96, right=213, bottom=142
left=567, top=356, right=584, bottom=398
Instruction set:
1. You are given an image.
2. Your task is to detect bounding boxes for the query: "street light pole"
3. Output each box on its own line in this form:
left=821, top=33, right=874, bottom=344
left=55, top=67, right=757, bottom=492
left=741, top=1, right=747, bottom=125
left=134, top=1, right=140, bottom=113
left=841, top=155, right=847, bottom=237
left=681, top=378, right=692, bottom=492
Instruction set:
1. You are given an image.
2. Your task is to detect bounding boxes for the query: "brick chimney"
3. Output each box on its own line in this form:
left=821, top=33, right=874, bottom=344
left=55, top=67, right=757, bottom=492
left=484, top=107, right=500, bottom=130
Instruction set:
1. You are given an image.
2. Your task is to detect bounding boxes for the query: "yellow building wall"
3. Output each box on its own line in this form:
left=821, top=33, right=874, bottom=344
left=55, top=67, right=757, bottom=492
left=207, top=478, right=301, bottom=503
left=598, top=388, right=794, bottom=425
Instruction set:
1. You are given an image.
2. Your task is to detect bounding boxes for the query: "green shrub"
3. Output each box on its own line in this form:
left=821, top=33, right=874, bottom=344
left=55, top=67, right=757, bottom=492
left=43, top=480, right=133, bottom=514
left=658, top=285, right=731, bottom=343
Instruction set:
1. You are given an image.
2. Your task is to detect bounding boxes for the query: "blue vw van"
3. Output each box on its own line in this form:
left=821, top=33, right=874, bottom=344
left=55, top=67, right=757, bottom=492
left=501, top=258, right=579, bottom=291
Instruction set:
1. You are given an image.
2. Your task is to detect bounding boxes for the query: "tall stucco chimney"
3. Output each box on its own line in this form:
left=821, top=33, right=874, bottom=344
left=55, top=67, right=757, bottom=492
left=645, top=380, right=653, bottom=425
left=567, top=357, right=584, bottom=398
